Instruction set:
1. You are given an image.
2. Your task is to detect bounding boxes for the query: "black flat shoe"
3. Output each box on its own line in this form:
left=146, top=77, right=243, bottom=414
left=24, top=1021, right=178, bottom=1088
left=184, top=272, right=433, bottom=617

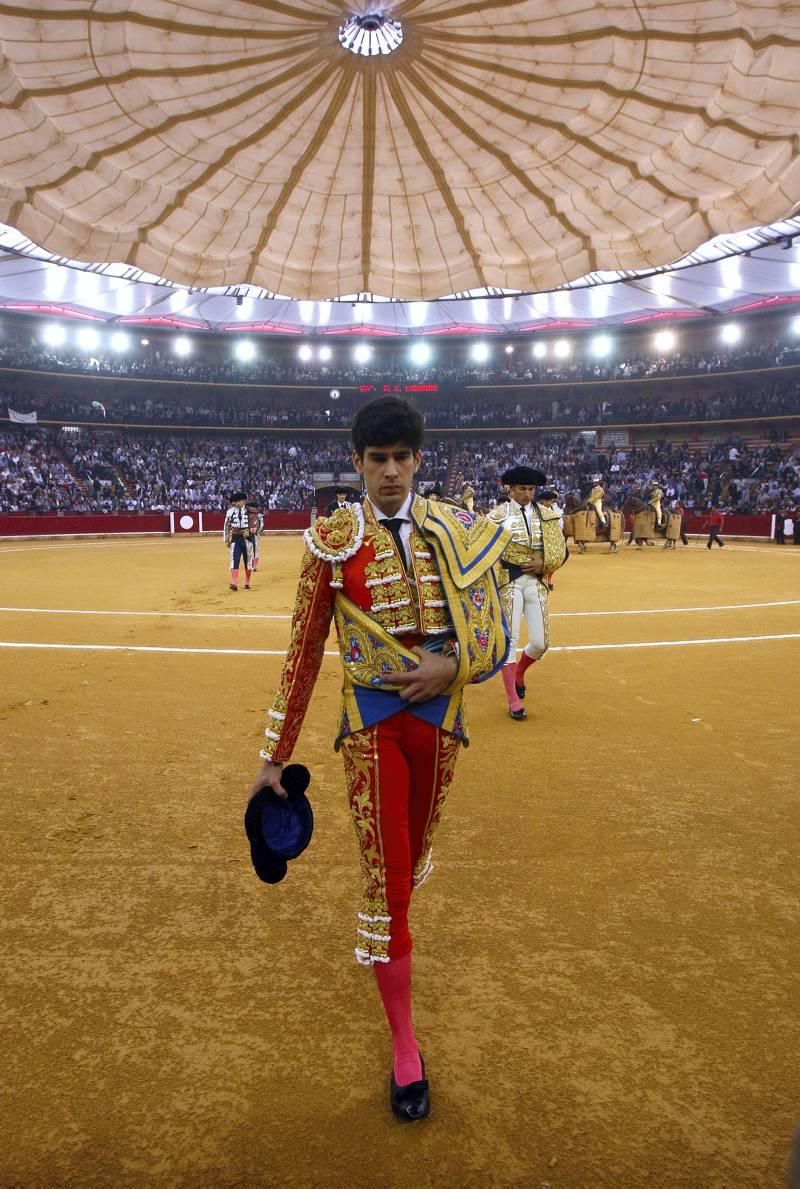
left=514, top=681, right=526, bottom=700
left=390, top=1055, right=430, bottom=1122
left=510, top=707, right=527, bottom=721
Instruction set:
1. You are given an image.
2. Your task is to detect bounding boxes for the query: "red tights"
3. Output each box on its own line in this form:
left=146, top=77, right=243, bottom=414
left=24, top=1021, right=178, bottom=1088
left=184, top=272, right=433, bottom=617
left=340, top=714, right=460, bottom=1086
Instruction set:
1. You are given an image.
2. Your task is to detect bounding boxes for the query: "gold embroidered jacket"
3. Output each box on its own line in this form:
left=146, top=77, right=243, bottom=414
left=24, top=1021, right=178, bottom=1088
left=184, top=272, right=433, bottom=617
left=487, top=499, right=567, bottom=582
left=260, top=495, right=511, bottom=761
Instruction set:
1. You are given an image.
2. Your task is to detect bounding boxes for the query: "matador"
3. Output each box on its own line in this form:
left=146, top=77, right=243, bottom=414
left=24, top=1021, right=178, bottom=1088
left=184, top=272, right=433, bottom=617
left=248, top=398, right=511, bottom=1122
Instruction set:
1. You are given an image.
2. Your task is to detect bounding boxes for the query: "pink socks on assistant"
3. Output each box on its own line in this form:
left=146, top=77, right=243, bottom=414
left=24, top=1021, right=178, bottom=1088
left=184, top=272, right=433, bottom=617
left=373, top=952, right=423, bottom=1086
left=501, top=664, right=522, bottom=712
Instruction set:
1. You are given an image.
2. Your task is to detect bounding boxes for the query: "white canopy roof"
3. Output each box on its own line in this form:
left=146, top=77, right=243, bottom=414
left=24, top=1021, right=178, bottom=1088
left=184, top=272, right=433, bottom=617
left=1, top=0, right=799, bottom=301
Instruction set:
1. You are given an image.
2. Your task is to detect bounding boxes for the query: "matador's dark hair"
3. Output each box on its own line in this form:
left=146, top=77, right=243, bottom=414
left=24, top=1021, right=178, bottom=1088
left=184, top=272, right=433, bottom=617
left=351, top=397, right=424, bottom=458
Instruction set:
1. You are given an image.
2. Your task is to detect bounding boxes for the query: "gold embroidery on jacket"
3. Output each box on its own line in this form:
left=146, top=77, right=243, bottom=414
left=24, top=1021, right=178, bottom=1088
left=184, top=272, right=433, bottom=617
left=363, top=522, right=418, bottom=635
left=408, top=526, right=453, bottom=635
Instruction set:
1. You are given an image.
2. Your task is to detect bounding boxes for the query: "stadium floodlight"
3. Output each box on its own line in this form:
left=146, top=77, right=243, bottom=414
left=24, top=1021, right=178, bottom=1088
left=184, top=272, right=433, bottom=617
left=174, top=336, right=191, bottom=356
left=42, top=323, right=66, bottom=347
left=235, top=341, right=256, bottom=362
left=792, top=316, right=800, bottom=334
left=354, top=343, right=372, bottom=364
left=591, top=335, right=612, bottom=357
left=410, top=341, right=431, bottom=366
left=77, top=327, right=100, bottom=352
left=505, top=344, right=514, bottom=354
left=720, top=323, right=741, bottom=345
left=532, top=341, right=547, bottom=359
left=140, top=338, right=149, bottom=346
left=553, top=339, right=570, bottom=358
left=298, top=343, right=312, bottom=362
left=653, top=330, right=676, bottom=352
left=471, top=342, right=489, bottom=363
left=319, top=346, right=332, bottom=362
left=110, top=332, right=130, bottom=352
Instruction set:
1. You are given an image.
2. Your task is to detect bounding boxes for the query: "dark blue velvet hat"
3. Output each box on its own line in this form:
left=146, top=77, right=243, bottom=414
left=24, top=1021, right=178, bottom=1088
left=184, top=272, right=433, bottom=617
left=244, top=764, right=313, bottom=885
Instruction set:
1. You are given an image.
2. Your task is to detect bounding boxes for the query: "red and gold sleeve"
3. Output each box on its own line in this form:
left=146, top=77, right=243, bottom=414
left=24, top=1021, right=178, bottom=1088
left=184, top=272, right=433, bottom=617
left=259, top=546, right=335, bottom=763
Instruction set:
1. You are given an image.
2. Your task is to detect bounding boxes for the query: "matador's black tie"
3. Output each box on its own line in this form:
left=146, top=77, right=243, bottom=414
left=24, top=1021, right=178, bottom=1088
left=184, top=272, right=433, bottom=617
left=382, top=517, right=408, bottom=570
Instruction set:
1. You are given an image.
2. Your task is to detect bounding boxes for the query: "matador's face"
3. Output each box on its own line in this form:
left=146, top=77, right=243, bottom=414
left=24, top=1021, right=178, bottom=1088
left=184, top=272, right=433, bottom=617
left=353, top=441, right=421, bottom=516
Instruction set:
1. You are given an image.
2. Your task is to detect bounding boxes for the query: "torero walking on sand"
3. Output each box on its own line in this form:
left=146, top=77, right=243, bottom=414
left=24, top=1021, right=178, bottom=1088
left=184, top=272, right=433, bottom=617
left=248, top=397, right=511, bottom=1122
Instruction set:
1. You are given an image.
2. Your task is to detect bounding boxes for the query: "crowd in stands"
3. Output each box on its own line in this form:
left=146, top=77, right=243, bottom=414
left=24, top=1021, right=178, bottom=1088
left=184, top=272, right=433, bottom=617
left=2, top=423, right=797, bottom=519
left=2, top=373, right=799, bottom=432
left=458, top=436, right=800, bottom=517
left=0, top=428, right=450, bottom=515
left=0, top=429, right=85, bottom=513
left=3, top=335, right=800, bottom=390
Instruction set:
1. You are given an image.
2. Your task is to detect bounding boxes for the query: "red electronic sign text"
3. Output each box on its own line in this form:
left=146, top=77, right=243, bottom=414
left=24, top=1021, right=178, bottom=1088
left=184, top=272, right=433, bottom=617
left=358, top=383, right=440, bottom=394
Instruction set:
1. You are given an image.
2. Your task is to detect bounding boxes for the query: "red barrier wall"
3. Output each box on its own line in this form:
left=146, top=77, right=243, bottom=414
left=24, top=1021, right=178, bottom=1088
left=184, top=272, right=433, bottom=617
left=0, top=511, right=311, bottom=537
left=199, top=512, right=310, bottom=532
left=0, top=511, right=776, bottom=539
left=0, top=513, right=169, bottom=536
left=683, top=513, right=771, bottom=536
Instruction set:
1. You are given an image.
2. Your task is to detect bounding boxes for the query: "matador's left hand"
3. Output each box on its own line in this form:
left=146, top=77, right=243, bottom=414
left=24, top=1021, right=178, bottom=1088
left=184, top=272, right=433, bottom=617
left=381, top=647, right=458, bottom=703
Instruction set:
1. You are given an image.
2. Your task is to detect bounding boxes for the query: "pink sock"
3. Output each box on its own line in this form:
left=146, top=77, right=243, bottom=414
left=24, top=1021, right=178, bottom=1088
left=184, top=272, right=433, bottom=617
left=374, top=952, right=422, bottom=1086
left=230, top=569, right=238, bottom=584
left=515, top=652, right=537, bottom=684
left=245, top=569, right=252, bottom=584
left=501, top=664, right=523, bottom=712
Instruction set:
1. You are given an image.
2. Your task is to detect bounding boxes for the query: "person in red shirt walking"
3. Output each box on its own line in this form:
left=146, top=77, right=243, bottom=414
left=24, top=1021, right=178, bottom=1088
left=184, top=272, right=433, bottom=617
left=702, top=506, right=725, bottom=549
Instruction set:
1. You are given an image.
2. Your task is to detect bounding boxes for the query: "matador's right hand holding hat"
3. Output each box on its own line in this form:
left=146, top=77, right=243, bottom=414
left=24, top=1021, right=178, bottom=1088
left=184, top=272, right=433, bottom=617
left=244, top=764, right=313, bottom=885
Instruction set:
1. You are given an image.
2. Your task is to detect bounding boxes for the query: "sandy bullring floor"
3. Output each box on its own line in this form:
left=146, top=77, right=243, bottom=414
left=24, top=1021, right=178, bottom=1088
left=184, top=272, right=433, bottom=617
left=1, top=533, right=799, bottom=1187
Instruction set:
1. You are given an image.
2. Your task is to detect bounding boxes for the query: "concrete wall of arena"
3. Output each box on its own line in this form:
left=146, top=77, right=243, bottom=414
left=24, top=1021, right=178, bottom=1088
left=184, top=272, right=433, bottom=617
left=0, top=511, right=311, bottom=537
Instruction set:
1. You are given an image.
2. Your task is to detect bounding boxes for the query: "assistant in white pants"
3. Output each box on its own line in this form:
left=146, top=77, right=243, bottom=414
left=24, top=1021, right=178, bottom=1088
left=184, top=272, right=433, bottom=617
left=506, top=572, right=549, bottom=662
left=487, top=464, right=560, bottom=720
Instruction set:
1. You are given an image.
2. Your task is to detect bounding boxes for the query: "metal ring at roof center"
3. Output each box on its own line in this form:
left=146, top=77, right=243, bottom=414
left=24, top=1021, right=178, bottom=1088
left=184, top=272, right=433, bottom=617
left=338, top=13, right=403, bottom=57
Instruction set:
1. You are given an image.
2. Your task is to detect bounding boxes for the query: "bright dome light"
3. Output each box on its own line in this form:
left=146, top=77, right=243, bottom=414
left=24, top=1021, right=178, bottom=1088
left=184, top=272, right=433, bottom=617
left=792, top=316, right=800, bottom=334
left=298, top=344, right=312, bottom=362
left=532, top=342, right=547, bottom=359
left=591, top=335, right=612, bottom=357
left=505, top=344, right=514, bottom=355
left=410, top=341, right=431, bottom=366
left=235, top=341, right=256, bottom=362
left=42, top=324, right=66, bottom=347
left=140, top=338, right=149, bottom=346
left=338, top=13, right=403, bottom=57
left=720, top=324, right=741, bottom=345
left=354, top=344, right=372, bottom=364
left=77, top=328, right=99, bottom=352
left=553, top=339, right=570, bottom=359
left=471, top=342, right=489, bottom=363
left=654, top=330, right=676, bottom=352
left=174, top=337, right=191, bottom=357
left=109, top=331, right=130, bottom=352
left=319, top=346, right=332, bottom=362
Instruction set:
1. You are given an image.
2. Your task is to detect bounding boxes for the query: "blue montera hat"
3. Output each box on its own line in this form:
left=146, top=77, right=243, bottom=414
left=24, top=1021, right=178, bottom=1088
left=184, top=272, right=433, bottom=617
left=244, top=765, right=313, bottom=884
